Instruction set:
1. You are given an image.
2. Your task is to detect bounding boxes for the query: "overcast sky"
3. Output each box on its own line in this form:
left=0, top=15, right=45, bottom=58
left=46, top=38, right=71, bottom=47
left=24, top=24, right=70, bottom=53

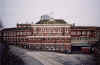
left=0, top=0, right=100, bottom=27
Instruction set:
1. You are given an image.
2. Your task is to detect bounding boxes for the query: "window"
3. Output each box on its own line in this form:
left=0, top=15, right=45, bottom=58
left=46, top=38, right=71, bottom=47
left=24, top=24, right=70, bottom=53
left=77, top=31, right=81, bottom=35
left=87, top=31, right=90, bottom=35
left=82, top=31, right=86, bottom=35
left=77, top=37, right=80, bottom=40
left=85, top=37, right=88, bottom=40
left=71, top=31, right=76, bottom=35
left=20, top=32, right=23, bottom=35
left=66, top=28, right=69, bottom=33
left=34, top=27, right=37, bottom=32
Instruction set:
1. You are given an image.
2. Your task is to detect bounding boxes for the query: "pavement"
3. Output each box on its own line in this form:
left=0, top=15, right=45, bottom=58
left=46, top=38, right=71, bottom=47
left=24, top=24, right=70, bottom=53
left=9, top=46, right=96, bottom=65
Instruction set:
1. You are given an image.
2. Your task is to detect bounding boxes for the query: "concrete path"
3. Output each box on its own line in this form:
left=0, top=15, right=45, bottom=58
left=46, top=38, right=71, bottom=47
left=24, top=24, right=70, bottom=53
left=9, top=46, right=96, bottom=65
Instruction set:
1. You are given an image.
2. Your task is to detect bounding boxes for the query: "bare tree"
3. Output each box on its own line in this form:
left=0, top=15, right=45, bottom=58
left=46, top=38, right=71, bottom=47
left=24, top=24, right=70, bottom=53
left=0, top=19, right=3, bottom=28
left=0, top=19, right=8, bottom=65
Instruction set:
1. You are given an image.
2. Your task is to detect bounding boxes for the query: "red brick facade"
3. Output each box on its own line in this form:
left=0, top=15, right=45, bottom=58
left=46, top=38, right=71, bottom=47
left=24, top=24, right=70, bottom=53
left=16, top=24, right=72, bottom=52
left=0, top=23, right=100, bottom=53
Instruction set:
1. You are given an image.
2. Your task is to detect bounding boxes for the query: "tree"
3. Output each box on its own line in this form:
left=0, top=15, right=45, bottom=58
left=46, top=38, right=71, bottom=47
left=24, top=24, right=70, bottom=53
left=0, top=19, right=9, bottom=65
left=0, top=19, right=3, bottom=28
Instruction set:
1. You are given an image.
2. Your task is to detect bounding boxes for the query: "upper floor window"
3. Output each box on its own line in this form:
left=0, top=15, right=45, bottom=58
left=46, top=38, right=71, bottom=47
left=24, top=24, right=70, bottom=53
left=77, top=31, right=81, bottom=35
left=71, top=31, right=76, bottom=35
left=82, top=31, right=86, bottom=35
left=87, top=31, right=91, bottom=35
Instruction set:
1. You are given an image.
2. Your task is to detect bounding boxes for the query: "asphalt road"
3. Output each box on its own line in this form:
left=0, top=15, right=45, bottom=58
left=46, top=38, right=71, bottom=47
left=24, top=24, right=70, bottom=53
left=9, top=46, right=96, bottom=65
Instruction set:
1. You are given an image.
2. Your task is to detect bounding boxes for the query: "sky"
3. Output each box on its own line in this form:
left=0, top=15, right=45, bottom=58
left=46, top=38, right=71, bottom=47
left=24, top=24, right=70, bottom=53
left=0, top=0, right=100, bottom=28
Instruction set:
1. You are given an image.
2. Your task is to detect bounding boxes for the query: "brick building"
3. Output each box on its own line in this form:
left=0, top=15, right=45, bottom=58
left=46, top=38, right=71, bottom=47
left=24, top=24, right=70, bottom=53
left=71, top=26, right=100, bottom=53
left=1, top=15, right=100, bottom=53
left=16, top=23, right=72, bottom=52
left=1, top=28, right=17, bottom=44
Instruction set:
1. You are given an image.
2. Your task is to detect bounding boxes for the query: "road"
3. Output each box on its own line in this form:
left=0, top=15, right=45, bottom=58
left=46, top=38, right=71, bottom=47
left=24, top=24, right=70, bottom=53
left=9, top=46, right=96, bottom=65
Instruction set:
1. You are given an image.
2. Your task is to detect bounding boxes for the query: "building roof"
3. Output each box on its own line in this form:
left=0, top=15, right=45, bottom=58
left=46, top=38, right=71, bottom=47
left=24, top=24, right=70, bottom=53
left=36, top=19, right=67, bottom=24
left=1, top=28, right=17, bottom=31
left=0, top=28, right=4, bottom=31
left=72, top=26, right=100, bottom=30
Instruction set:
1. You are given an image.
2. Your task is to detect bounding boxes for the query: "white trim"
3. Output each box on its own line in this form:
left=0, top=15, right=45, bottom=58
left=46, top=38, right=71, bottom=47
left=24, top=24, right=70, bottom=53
left=28, top=43, right=71, bottom=45
left=31, top=24, right=72, bottom=26
left=31, top=26, right=71, bottom=27
left=71, top=41, right=88, bottom=43
left=32, top=32, right=70, bottom=33
left=26, top=36, right=71, bottom=38
left=17, top=24, right=72, bottom=27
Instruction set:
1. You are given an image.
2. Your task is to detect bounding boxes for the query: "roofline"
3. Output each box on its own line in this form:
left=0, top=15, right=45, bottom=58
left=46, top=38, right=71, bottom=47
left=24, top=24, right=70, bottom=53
left=73, top=25, right=100, bottom=28
left=1, top=27, right=16, bottom=31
